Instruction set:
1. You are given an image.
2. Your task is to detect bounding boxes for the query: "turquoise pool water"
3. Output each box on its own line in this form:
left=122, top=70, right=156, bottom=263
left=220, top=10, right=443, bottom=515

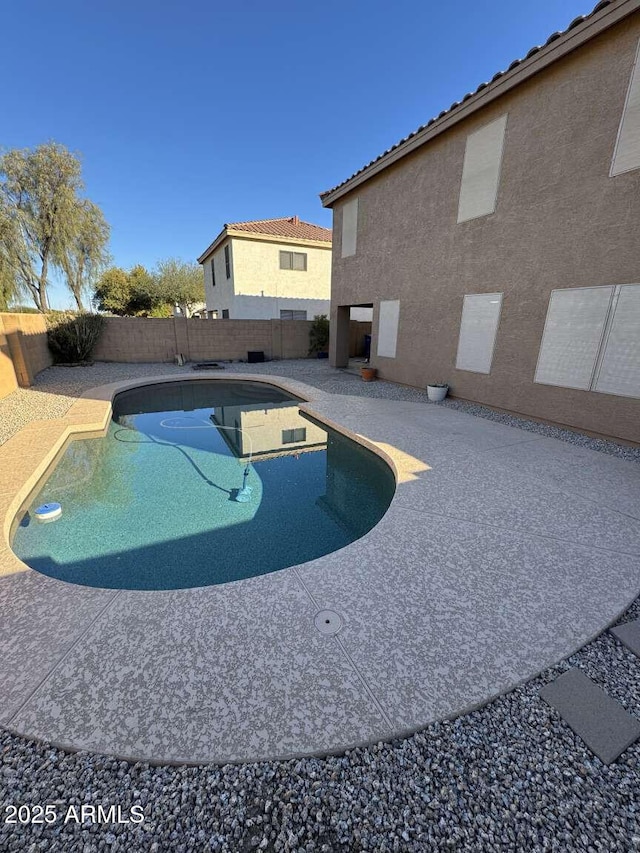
left=12, top=380, right=395, bottom=590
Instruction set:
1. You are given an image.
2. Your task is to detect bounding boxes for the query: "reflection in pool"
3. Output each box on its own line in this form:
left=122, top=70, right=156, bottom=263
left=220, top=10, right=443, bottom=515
left=12, top=381, right=395, bottom=590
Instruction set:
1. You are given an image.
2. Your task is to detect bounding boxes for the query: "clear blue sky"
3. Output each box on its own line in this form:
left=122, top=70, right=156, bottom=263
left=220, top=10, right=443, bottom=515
left=3, top=0, right=591, bottom=309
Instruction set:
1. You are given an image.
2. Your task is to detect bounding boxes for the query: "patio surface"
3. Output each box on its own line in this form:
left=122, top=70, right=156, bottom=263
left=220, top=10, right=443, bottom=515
left=0, top=362, right=639, bottom=764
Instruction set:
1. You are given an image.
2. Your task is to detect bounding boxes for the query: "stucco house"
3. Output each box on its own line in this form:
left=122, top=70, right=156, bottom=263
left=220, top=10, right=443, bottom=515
left=321, top=0, right=640, bottom=443
left=197, top=217, right=332, bottom=320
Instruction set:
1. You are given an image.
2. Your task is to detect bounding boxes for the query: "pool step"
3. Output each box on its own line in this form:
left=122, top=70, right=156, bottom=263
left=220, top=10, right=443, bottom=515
left=610, top=618, right=640, bottom=659
left=540, top=668, right=640, bottom=764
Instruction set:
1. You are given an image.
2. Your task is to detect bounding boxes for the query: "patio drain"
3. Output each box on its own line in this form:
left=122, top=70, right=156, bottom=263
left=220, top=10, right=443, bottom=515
left=314, top=609, right=344, bottom=635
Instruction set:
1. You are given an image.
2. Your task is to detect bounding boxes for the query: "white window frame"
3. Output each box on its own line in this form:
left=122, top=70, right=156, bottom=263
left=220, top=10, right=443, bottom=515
left=535, top=284, right=640, bottom=399
left=455, top=292, right=503, bottom=374
left=341, top=197, right=359, bottom=258
left=610, top=39, right=640, bottom=177
left=457, top=114, right=508, bottom=224
left=376, top=300, right=400, bottom=359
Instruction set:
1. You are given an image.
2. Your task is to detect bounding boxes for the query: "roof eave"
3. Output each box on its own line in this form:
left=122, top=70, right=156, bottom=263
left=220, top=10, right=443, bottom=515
left=320, top=0, right=640, bottom=208
left=198, top=229, right=332, bottom=264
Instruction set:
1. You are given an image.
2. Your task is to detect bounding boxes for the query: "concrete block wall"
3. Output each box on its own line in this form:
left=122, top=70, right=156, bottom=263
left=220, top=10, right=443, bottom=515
left=0, top=313, right=52, bottom=391
left=91, top=316, right=315, bottom=363
left=0, top=317, right=18, bottom=400
left=92, top=318, right=177, bottom=363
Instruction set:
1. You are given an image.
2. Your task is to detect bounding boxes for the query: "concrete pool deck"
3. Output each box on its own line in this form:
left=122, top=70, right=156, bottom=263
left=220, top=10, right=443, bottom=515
left=0, top=371, right=639, bottom=764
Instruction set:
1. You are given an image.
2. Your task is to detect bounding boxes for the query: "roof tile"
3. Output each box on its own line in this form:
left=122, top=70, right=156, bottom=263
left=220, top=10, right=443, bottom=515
left=225, top=216, right=332, bottom=242
left=320, top=0, right=616, bottom=201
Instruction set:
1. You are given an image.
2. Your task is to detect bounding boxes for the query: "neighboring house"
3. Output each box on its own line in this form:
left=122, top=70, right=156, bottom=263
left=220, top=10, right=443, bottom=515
left=321, top=0, right=640, bottom=443
left=197, top=217, right=332, bottom=320
left=173, top=302, right=207, bottom=319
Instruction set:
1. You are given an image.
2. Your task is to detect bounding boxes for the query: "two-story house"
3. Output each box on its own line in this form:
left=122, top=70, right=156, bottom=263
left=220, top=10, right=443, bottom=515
left=197, top=217, right=332, bottom=320
left=321, top=0, right=640, bottom=443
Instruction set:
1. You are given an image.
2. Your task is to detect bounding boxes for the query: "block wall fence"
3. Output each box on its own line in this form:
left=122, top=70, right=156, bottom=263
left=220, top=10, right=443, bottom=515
left=0, top=314, right=372, bottom=400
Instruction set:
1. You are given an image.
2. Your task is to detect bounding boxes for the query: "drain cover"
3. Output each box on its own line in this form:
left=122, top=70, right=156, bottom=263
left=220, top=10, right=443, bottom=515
left=314, top=609, right=343, bottom=636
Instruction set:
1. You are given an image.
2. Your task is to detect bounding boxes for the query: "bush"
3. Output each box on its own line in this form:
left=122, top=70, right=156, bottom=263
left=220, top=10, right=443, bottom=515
left=308, top=314, right=330, bottom=354
left=47, top=313, right=106, bottom=363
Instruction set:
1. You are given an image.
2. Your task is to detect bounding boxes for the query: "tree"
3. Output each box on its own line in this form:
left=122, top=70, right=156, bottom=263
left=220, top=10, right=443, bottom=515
left=0, top=143, right=85, bottom=311
left=0, top=250, right=22, bottom=311
left=0, top=142, right=109, bottom=312
left=154, top=258, right=205, bottom=317
left=94, top=264, right=164, bottom=316
left=127, top=264, right=157, bottom=315
left=55, top=199, right=110, bottom=311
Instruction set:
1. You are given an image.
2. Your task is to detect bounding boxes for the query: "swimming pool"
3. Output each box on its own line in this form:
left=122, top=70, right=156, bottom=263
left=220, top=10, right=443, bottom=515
left=11, top=380, right=395, bottom=590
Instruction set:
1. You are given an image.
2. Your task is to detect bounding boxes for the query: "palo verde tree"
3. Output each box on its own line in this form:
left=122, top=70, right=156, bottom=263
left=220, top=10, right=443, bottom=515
left=0, top=142, right=109, bottom=312
left=154, top=258, right=205, bottom=317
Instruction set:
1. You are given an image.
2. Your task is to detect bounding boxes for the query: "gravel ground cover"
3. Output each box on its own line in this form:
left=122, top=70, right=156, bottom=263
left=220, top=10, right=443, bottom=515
left=1, top=359, right=639, bottom=852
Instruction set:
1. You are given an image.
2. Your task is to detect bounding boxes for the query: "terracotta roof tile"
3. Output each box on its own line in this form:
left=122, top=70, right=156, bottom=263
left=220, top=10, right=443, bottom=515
left=319, top=0, right=617, bottom=202
left=225, top=217, right=332, bottom=242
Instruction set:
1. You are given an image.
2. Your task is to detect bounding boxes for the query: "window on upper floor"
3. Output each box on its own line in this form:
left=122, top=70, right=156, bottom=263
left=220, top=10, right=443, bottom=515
left=455, top=293, right=503, bottom=374
left=279, top=251, right=307, bottom=271
left=210, top=259, right=216, bottom=287
left=282, top=428, right=307, bottom=444
left=457, top=114, right=508, bottom=223
left=535, top=284, right=640, bottom=398
left=222, top=309, right=229, bottom=319
left=224, top=245, right=231, bottom=279
left=280, top=310, right=307, bottom=320
left=611, top=39, right=640, bottom=176
left=341, top=197, right=359, bottom=257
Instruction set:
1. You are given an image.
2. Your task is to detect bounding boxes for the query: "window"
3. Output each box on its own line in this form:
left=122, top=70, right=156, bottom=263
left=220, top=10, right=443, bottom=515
left=457, top=114, right=508, bottom=223
left=282, top=428, right=307, bottom=444
left=593, top=285, right=640, bottom=397
left=210, top=259, right=216, bottom=287
left=535, top=284, right=640, bottom=398
left=341, top=197, right=358, bottom=257
left=376, top=300, right=400, bottom=358
left=279, top=251, right=307, bottom=271
left=280, top=310, right=307, bottom=320
left=222, top=309, right=229, bottom=319
left=611, top=39, right=640, bottom=176
left=224, top=245, right=231, bottom=279
left=455, top=293, right=503, bottom=374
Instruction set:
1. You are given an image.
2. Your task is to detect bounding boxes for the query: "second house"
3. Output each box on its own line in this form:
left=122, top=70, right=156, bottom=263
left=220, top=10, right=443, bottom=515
left=198, top=216, right=332, bottom=320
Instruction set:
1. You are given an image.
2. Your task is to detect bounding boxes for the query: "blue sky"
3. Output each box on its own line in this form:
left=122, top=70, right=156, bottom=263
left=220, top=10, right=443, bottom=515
left=3, top=0, right=591, bottom=308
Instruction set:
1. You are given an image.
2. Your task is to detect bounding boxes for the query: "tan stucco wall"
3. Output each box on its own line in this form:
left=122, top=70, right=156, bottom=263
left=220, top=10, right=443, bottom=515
left=328, top=17, right=640, bottom=443
left=204, top=236, right=331, bottom=319
left=203, top=239, right=235, bottom=316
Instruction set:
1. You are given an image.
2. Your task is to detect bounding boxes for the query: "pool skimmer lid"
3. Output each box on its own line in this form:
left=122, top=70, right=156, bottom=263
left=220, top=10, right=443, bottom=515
left=34, top=502, right=62, bottom=522
left=314, top=609, right=343, bottom=636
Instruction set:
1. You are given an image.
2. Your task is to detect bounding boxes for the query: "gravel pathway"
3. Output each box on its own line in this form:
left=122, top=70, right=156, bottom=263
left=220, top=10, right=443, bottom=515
left=1, top=360, right=639, bottom=851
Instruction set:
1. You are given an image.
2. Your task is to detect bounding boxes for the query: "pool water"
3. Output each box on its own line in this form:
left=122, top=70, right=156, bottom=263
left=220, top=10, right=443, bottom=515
left=12, top=380, right=395, bottom=590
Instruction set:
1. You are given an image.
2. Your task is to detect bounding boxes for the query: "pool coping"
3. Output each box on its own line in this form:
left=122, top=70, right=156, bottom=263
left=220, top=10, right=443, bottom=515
left=1, top=372, right=639, bottom=765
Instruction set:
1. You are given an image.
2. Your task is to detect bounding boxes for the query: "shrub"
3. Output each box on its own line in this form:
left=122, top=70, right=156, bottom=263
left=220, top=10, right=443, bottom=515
left=308, top=314, right=330, bottom=354
left=47, top=313, right=106, bottom=363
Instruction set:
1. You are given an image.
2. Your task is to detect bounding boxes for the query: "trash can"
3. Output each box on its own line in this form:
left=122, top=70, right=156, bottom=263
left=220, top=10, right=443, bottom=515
left=363, top=334, right=371, bottom=359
